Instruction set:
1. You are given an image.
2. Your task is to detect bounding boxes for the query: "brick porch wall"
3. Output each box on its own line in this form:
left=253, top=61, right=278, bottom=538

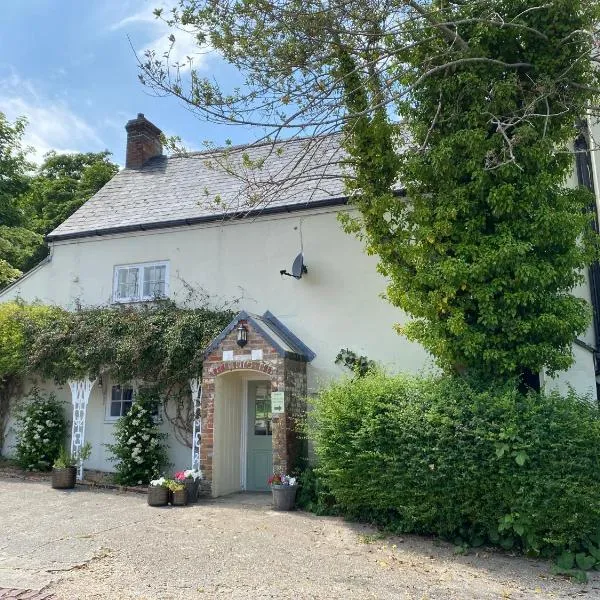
left=201, top=320, right=307, bottom=495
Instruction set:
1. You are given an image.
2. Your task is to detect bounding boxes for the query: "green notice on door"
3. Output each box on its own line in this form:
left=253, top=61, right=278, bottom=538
left=271, top=391, right=285, bottom=413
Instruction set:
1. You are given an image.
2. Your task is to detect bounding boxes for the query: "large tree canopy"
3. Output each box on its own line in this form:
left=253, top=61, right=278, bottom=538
left=0, top=112, right=118, bottom=286
left=140, top=0, right=600, bottom=380
left=0, top=113, right=41, bottom=287
left=21, top=151, right=118, bottom=237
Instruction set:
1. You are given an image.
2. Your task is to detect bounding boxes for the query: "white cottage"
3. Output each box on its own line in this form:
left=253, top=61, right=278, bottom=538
left=2, top=114, right=600, bottom=495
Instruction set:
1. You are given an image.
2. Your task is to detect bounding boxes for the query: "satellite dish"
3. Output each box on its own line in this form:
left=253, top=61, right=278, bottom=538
left=280, top=253, right=308, bottom=280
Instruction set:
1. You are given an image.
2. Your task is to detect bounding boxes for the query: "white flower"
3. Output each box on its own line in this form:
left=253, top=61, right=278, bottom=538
left=134, top=456, right=144, bottom=464
left=33, top=434, right=40, bottom=440
left=150, top=477, right=166, bottom=487
left=142, top=434, right=150, bottom=441
left=45, top=420, right=54, bottom=427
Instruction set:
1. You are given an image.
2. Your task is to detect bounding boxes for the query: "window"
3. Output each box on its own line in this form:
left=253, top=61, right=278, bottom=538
left=113, top=261, right=169, bottom=303
left=109, top=385, right=134, bottom=418
left=254, top=385, right=272, bottom=436
left=105, top=383, right=163, bottom=423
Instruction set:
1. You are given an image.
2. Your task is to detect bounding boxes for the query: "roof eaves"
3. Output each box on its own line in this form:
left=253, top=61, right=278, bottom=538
left=47, top=196, right=350, bottom=242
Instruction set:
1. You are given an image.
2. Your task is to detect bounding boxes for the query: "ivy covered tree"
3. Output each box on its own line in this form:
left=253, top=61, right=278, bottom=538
left=140, top=0, right=600, bottom=380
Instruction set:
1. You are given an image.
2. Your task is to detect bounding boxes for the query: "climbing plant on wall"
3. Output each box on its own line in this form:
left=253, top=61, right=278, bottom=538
left=0, top=299, right=234, bottom=452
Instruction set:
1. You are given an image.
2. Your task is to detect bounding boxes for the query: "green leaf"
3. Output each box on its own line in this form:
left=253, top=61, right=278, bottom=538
left=556, top=551, right=575, bottom=570
left=575, top=553, right=596, bottom=571
left=515, top=451, right=528, bottom=466
left=496, top=444, right=509, bottom=458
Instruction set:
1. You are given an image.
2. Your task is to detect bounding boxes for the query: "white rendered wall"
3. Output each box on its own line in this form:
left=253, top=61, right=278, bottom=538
left=2, top=200, right=599, bottom=466
left=0, top=207, right=432, bottom=391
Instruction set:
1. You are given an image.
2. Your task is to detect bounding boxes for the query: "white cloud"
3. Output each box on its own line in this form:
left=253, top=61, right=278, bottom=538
left=0, top=71, right=104, bottom=164
left=109, top=8, right=159, bottom=31
left=110, top=2, right=210, bottom=71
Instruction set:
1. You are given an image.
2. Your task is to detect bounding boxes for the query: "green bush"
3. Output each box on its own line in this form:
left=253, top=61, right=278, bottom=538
left=295, top=466, right=338, bottom=515
left=105, top=389, right=169, bottom=486
left=14, top=388, right=66, bottom=470
left=310, top=372, right=600, bottom=560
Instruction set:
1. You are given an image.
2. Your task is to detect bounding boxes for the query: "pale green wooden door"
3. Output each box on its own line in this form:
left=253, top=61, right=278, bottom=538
left=246, top=381, right=273, bottom=491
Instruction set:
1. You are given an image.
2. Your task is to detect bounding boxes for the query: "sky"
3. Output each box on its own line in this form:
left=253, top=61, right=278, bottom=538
left=0, top=1, right=254, bottom=166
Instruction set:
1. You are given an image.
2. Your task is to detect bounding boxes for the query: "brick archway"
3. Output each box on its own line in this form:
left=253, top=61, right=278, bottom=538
left=201, top=311, right=314, bottom=496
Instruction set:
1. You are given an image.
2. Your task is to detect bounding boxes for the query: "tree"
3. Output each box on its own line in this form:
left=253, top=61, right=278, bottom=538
left=0, top=112, right=118, bottom=286
left=139, top=0, right=600, bottom=380
left=0, top=112, right=40, bottom=287
left=22, top=151, right=119, bottom=237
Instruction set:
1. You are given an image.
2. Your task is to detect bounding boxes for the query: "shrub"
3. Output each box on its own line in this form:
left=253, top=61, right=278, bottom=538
left=105, top=389, right=169, bottom=486
left=295, top=466, right=338, bottom=516
left=14, top=388, right=66, bottom=471
left=309, top=372, right=600, bottom=560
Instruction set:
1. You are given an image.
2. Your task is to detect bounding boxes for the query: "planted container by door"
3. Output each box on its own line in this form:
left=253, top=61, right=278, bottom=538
left=171, top=487, right=188, bottom=506
left=268, top=474, right=298, bottom=511
left=148, top=478, right=169, bottom=507
left=174, top=469, right=202, bottom=503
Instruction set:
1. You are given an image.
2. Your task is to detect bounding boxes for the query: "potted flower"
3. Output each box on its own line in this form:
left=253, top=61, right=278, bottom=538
left=166, top=479, right=188, bottom=506
left=148, top=477, right=169, bottom=506
left=174, top=469, right=202, bottom=503
left=268, top=473, right=297, bottom=511
left=51, top=443, right=92, bottom=490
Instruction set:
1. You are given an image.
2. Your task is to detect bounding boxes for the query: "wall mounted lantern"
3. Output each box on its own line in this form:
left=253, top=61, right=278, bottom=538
left=236, top=321, right=248, bottom=347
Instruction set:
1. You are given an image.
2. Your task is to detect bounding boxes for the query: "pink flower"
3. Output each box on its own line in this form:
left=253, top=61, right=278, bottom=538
left=174, top=471, right=186, bottom=481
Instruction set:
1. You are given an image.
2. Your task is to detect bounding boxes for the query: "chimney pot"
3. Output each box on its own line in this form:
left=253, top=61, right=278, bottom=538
left=125, top=114, right=163, bottom=169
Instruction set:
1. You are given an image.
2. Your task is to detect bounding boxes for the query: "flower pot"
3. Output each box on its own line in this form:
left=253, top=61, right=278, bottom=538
left=271, top=485, right=297, bottom=511
left=183, top=479, right=200, bottom=503
left=51, top=466, right=76, bottom=489
left=148, top=486, right=169, bottom=506
left=172, top=488, right=188, bottom=506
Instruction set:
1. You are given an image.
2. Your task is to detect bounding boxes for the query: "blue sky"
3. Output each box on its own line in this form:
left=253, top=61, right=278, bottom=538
left=0, top=1, right=253, bottom=165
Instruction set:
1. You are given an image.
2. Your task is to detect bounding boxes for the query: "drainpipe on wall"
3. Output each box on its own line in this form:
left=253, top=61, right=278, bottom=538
left=574, top=122, right=600, bottom=399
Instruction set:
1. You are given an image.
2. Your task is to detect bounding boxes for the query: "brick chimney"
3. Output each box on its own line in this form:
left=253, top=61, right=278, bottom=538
left=125, top=113, right=163, bottom=169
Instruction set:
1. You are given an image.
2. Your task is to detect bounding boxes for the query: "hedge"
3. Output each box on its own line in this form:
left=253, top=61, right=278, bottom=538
left=309, top=372, right=600, bottom=562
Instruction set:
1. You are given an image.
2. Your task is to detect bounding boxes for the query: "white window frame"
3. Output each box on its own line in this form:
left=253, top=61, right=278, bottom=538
left=105, top=383, right=135, bottom=422
left=112, top=260, right=170, bottom=304
left=104, top=380, right=163, bottom=424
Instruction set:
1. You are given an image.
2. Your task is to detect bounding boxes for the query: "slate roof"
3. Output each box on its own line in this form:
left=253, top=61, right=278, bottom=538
left=204, top=310, right=316, bottom=362
left=48, top=134, right=347, bottom=241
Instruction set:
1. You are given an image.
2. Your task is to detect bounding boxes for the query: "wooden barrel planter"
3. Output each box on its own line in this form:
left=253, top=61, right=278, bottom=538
left=51, top=466, right=76, bottom=489
left=147, top=486, right=169, bottom=507
left=171, top=488, right=188, bottom=506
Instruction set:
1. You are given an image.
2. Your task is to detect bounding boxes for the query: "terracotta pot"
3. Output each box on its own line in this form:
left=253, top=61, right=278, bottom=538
left=51, top=466, right=76, bottom=489
left=148, top=485, right=169, bottom=506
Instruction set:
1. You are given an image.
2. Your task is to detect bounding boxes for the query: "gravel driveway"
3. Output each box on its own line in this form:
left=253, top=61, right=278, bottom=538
left=1, top=478, right=599, bottom=599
